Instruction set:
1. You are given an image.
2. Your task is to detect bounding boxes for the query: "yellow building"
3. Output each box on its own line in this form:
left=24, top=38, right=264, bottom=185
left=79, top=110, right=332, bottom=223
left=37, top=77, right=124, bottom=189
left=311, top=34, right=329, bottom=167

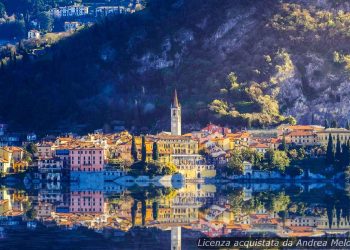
left=172, top=155, right=216, bottom=179
left=317, top=128, right=350, bottom=147
left=0, top=200, right=10, bottom=215
left=0, top=147, right=12, bottom=173
left=133, top=133, right=199, bottom=163
left=13, top=161, right=29, bottom=173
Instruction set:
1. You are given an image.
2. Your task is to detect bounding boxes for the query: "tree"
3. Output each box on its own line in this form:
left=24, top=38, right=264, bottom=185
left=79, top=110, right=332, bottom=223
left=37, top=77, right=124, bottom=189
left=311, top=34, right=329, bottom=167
left=131, top=200, right=137, bottom=226
left=324, top=119, right=329, bottom=129
left=152, top=141, right=159, bottom=161
left=152, top=201, right=158, bottom=220
left=0, top=2, right=6, bottom=18
left=278, top=134, right=288, bottom=151
left=131, top=135, right=138, bottom=161
left=335, top=135, right=341, bottom=162
left=297, top=147, right=306, bottom=160
left=272, top=151, right=290, bottom=172
left=227, top=151, right=243, bottom=175
left=340, top=143, right=348, bottom=170
left=25, top=142, right=37, bottom=155
left=38, top=12, right=53, bottom=32
left=346, top=120, right=350, bottom=130
left=331, top=120, right=338, bottom=128
left=141, top=200, right=146, bottom=226
left=326, top=133, right=334, bottom=164
left=141, top=135, right=147, bottom=163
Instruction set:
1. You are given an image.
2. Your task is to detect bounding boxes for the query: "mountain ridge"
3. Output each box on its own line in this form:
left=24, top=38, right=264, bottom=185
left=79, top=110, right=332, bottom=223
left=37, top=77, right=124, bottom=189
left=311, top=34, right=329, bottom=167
left=1, top=0, right=350, bottom=133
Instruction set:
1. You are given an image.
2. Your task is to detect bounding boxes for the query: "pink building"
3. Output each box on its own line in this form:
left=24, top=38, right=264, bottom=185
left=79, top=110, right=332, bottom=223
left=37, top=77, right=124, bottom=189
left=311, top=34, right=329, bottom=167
left=69, top=146, right=104, bottom=172
left=69, top=191, right=104, bottom=213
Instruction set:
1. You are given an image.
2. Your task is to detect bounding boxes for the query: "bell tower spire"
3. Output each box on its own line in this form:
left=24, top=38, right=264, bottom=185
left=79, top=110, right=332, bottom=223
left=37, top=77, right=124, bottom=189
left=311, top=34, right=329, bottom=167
left=171, top=90, right=181, bottom=136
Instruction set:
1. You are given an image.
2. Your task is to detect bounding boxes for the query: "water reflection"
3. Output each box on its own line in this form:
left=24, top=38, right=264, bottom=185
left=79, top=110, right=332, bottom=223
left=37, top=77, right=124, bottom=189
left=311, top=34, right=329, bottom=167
left=0, top=180, right=349, bottom=249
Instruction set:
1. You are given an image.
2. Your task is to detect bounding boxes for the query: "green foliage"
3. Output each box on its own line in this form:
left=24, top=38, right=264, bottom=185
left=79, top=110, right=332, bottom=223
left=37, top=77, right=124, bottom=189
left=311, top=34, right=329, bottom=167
left=227, top=151, right=244, bottom=175
left=141, top=135, right=146, bottom=163
left=271, top=150, right=290, bottom=172
left=131, top=135, right=138, bottom=162
left=225, top=148, right=263, bottom=175
left=25, top=142, right=37, bottom=155
left=209, top=68, right=295, bottom=128
left=130, top=160, right=177, bottom=176
left=37, top=12, right=53, bottom=32
left=152, top=141, right=159, bottom=161
left=0, top=2, right=6, bottom=18
left=326, top=133, right=334, bottom=164
left=152, top=201, right=158, bottom=220
left=271, top=3, right=350, bottom=39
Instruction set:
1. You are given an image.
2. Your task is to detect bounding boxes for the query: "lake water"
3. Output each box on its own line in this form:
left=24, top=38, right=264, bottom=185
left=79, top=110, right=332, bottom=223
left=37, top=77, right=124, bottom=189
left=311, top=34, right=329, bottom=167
left=0, top=179, right=349, bottom=249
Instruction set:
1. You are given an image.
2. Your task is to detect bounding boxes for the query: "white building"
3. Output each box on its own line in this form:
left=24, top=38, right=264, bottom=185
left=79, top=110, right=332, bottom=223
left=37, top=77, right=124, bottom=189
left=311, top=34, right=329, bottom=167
left=64, top=21, right=82, bottom=32
left=49, top=4, right=89, bottom=18
left=95, top=6, right=131, bottom=17
left=28, top=30, right=41, bottom=39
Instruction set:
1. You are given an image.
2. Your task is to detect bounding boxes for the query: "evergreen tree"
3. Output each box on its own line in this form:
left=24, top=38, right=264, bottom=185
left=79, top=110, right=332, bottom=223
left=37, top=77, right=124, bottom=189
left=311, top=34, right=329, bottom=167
left=340, top=143, right=348, bottom=169
left=152, top=141, right=159, bottom=161
left=335, top=135, right=341, bottom=162
left=152, top=201, right=159, bottom=220
left=331, top=120, right=338, bottom=128
left=281, top=134, right=288, bottom=151
left=326, top=133, right=334, bottom=164
left=141, top=200, right=146, bottom=226
left=346, top=120, right=350, bottom=130
left=131, top=201, right=137, bottom=226
left=131, top=135, right=138, bottom=161
left=325, top=119, right=329, bottom=129
left=141, top=135, right=147, bottom=162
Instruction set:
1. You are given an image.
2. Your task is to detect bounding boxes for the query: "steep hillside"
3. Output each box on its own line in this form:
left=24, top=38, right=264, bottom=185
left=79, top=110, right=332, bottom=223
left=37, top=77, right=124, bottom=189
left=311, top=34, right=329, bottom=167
left=1, top=0, right=350, bottom=133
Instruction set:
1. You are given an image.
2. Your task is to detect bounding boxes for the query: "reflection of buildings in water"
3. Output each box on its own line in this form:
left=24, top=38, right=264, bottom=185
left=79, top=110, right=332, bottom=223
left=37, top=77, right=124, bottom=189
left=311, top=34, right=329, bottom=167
left=70, top=191, right=105, bottom=213
left=129, top=183, right=217, bottom=228
left=286, top=209, right=350, bottom=232
left=171, top=226, right=181, bottom=250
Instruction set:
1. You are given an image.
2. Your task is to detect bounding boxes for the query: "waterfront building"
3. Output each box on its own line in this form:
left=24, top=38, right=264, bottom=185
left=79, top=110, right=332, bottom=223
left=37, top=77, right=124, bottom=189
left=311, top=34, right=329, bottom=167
left=317, top=128, right=350, bottom=147
left=69, top=145, right=105, bottom=172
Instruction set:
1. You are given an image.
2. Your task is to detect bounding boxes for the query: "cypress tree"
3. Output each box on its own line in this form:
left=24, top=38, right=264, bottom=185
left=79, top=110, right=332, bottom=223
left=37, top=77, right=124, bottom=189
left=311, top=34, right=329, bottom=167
left=340, top=143, right=347, bottom=169
left=131, top=201, right=137, bottom=226
left=131, top=135, right=138, bottom=161
left=335, top=135, right=341, bottom=162
left=325, top=119, right=329, bottom=129
left=326, top=133, right=334, bottom=164
left=347, top=140, right=350, bottom=167
left=331, top=120, right=338, bottom=128
left=141, top=135, right=147, bottom=162
left=346, top=120, right=350, bottom=130
left=141, top=200, right=146, bottom=226
left=152, top=201, right=159, bottom=220
left=281, top=134, right=287, bottom=151
left=152, top=141, right=159, bottom=161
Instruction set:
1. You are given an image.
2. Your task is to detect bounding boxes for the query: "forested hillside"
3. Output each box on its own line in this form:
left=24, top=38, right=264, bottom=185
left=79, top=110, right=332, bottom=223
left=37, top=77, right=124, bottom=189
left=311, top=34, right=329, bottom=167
left=1, top=0, right=350, bottom=133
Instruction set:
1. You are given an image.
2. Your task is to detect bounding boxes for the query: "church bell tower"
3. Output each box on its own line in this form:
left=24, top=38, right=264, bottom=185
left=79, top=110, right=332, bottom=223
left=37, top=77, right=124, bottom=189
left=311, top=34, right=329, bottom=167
left=171, top=90, right=181, bottom=136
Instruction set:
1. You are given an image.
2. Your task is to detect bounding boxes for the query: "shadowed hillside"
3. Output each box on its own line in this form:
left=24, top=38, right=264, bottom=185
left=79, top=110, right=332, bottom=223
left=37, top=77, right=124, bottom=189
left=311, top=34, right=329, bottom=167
left=1, top=0, right=350, bottom=133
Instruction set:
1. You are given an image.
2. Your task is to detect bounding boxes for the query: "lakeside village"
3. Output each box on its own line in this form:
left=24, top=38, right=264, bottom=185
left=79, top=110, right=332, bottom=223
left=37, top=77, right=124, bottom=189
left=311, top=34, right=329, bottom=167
left=0, top=91, right=350, bottom=184
left=0, top=92, right=349, bottom=241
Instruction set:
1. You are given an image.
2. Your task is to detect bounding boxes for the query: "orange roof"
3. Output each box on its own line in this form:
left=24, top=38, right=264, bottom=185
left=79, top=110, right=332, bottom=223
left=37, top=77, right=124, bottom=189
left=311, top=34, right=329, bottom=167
left=288, top=131, right=315, bottom=137
left=250, top=143, right=269, bottom=149
left=226, top=224, right=251, bottom=230
left=288, top=125, right=315, bottom=130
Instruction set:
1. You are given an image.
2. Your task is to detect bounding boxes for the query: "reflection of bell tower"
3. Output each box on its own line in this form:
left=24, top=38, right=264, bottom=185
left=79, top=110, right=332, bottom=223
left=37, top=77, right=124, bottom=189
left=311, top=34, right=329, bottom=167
left=171, top=90, right=181, bottom=136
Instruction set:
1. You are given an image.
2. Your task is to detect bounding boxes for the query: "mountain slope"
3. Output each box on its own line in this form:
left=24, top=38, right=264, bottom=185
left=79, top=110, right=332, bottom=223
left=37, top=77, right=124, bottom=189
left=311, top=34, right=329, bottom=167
left=1, top=0, right=350, bottom=133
